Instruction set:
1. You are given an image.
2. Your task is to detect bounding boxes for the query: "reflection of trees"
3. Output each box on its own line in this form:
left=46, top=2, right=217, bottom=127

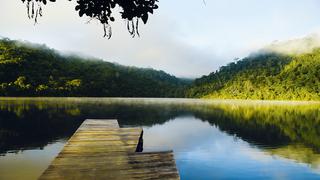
left=267, top=144, right=320, bottom=169
left=0, top=98, right=320, bottom=168
left=0, top=98, right=190, bottom=154
left=189, top=102, right=320, bottom=169
left=193, top=103, right=320, bottom=152
left=0, top=102, right=82, bottom=155
left=192, top=106, right=291, bottom=147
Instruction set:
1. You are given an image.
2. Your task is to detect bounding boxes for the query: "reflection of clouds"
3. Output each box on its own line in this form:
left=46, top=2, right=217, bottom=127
left=143, top=116, right=320, bottom=178
left=313, top=167, right=320, bottom=175
left=239, top=146, right=272, bottom=163
left=143, top=116, right=268, bottom=163
left=143, top=116, right=234, bottom=152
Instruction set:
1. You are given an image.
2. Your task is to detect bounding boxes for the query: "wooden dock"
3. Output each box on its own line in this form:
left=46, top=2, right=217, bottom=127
left=39, top=119, right=180, bottom=180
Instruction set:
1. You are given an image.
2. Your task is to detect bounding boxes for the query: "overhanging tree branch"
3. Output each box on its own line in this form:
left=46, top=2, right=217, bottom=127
left=21, top=0, right=159, bottom=38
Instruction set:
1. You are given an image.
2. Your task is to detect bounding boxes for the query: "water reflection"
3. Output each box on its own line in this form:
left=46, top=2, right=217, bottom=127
left=144, top=117, right=320, bottom=179
left=0, top=98, right=319, bottom=179
left=0, top=142, right=65, bottom=180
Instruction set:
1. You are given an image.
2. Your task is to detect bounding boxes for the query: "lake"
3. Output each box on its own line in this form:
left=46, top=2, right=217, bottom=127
left=0, top=98, right=320, bottom=180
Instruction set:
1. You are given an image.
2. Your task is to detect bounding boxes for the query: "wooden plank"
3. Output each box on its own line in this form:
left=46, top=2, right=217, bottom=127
left=39, top=119, right=180, bottom=180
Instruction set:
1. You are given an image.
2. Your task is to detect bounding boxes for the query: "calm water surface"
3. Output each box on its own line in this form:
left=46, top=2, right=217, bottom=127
left=0, top=98, right=320, bottom=180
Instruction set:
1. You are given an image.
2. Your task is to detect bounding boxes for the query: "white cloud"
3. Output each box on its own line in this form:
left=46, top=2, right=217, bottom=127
left=1, top=0, right=320, bottom=77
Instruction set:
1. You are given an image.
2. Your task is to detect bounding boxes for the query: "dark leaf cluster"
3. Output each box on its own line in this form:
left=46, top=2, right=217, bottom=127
left=21, top=0, right=158, bottom=38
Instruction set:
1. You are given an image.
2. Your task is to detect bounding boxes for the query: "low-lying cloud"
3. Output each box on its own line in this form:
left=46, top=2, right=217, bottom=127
left=263, top=33, right=320, bottom=55
left=2, top=0, right=320, bottom=78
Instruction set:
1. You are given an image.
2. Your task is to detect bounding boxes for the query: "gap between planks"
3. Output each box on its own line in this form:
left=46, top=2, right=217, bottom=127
left=39, top=119, right=180, bottom=180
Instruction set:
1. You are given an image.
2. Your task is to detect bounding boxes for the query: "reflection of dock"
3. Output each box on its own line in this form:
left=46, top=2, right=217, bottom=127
left=39, top=119, right=180, bottom=180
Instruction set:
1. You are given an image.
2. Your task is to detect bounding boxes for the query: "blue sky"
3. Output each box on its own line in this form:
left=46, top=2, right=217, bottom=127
left=1, top=0, right=320, bottom=77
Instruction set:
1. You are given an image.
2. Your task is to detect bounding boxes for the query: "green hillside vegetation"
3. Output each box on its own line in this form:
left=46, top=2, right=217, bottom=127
left=0, top=38, right=190, bottom=97
left=2, top=37, right=320, bottom=100
left=187, top=49, right=320, bottom=100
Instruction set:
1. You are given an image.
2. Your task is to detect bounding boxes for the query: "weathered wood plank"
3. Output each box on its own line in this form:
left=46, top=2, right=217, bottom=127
left=39, top=119, right=180, bottom=180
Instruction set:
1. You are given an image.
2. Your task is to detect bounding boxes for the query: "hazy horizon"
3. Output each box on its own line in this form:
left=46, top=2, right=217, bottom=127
left=1, top=0, right=320, bottom=78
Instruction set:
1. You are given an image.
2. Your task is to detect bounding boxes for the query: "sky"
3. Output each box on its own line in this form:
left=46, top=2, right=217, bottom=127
left=1, top=0, right=320, bottom=78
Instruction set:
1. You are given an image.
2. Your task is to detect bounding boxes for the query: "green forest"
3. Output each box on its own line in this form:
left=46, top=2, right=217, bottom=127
left=1, top=37, right=320, bottom=100
left=0, top=38, right=190, bottom=97
left=187, top=49, right=320, bottom=100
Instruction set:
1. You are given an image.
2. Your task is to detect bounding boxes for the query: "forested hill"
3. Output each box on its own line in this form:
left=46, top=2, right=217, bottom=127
left=2, top=37, right=320, bottom=100
left=187, top=48, right=320, bottom=100
left=0, top=38, right=190, bottom=97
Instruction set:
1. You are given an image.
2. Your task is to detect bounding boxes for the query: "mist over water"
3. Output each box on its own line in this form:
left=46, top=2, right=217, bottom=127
left=0, top=98, right=319, bottom=179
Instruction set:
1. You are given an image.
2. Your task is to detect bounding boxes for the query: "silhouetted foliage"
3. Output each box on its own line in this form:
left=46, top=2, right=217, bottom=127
left=21, top=0, right=159, bottom=38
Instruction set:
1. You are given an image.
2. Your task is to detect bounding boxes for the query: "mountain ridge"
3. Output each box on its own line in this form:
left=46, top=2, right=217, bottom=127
left=187, top=35, right=320, bottom=100
left=0, top=37, right=190, bottom=97
left=1, top=35, right=320, bottom=100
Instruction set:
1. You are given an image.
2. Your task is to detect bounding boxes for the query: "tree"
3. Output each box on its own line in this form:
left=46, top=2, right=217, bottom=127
left=0, top=38, right=189, bottom=97
left=21, top=0, right=159, bottom=38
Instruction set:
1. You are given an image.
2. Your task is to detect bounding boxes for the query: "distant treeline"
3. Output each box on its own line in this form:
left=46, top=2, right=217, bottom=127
left=0, top=38, right=191, bottom=97
left=1, top=37, right=320, bottom=100
left=187, top=49, right=320, bottom=100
